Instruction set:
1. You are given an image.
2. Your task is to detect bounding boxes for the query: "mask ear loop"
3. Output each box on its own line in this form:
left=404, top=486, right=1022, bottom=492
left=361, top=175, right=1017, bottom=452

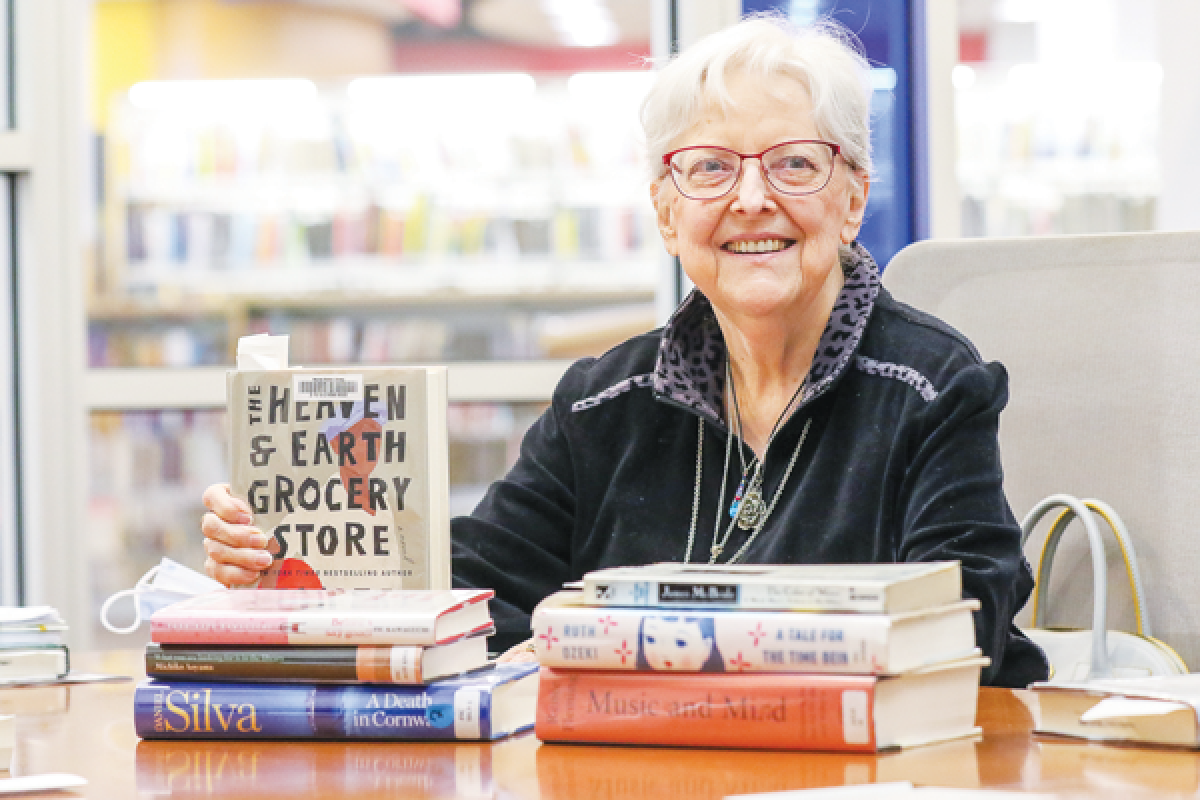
left=100, top=564, right=161, bottom=634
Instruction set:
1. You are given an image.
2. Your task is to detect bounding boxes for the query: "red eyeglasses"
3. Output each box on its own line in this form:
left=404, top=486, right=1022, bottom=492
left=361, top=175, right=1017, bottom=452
left=662, top=139, right=841, bottom=200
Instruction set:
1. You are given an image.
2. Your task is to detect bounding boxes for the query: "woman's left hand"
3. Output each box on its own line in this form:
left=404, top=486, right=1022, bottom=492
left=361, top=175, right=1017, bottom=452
left=496, top=638, right=539, bottom=664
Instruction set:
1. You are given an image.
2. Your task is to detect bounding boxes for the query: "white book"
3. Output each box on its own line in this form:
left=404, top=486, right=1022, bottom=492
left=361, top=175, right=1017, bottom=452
left=1032, top=674, right=1200, bottom=747
left=533, top=590, right=980, bottom=674
left=579, top=562, right=962, bottom=614
left=150, top=589, right=494, bottom=646
left=0, top=646, right=69, bottom=685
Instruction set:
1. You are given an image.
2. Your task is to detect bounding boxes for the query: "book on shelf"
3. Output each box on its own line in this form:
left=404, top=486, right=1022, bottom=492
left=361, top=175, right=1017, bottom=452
left=579, top=562, right=962, bottom=613
left=1032, top=674, right=1200, bottom=748
left=134, top=662, right=539, bottom=741
left=534, top=657, right=987, bottom=752
left=149, top=589, right=494, bottom=647
left=532, top=590, right=980, bottom=674
left=136, top=738, right=497, bottom=797
left=229, top=359, right=450, bottom=590
left=0, top=645, right=70, bottom=685
left=145, top=635, right=490, bottom=684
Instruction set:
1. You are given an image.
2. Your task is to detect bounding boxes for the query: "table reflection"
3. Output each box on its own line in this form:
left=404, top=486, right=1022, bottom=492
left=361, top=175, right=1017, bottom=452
left=135, top=739, right=497, bottom=798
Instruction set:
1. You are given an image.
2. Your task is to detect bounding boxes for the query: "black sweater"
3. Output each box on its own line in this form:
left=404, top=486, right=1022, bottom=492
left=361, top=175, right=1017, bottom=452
left=453, top=244, right=1049, bottom=688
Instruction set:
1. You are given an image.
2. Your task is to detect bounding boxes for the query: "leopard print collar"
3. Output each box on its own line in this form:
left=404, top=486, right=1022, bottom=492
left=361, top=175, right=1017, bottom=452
left=653, top=241, right=882, bottom=430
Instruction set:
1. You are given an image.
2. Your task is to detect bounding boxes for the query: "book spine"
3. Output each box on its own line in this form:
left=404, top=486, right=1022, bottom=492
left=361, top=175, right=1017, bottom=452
left=145, top=645, right=423, bottom=683
left=149, top=614, right=439, bottom=646
left=532, top=608, right=889, bottom=673
left=585, top=579, right=886, bottom=612
left=134, top=680, right=494, bottom=740
left=150, top=614, right=290, bottom=645
left=534, top=669, right=879, bottom=751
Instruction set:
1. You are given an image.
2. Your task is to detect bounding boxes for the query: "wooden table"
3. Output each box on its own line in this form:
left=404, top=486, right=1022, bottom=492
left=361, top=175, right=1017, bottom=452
left=4, top=653, right=1199, bottom=798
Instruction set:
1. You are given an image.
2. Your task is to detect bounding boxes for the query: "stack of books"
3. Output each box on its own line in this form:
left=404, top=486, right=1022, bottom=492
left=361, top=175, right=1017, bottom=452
left=533, top=562, right=987, bottom=751
left=133, top=589, right=539, bottom=741
left=0, top=606, right=69, bottom=685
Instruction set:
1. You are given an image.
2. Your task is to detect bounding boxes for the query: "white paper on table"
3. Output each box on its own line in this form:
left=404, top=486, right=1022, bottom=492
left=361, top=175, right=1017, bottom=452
left=913, top=790, right=1059, bottom=799
left=0, top=608, right=60, bottom=626
left=236, top=334, right=289, bottom=370
left=724, top=785, right=1062, bottom=800
left=1080, top=696, right=1191, bottom=723
left=725, top=782, right=915, bottom=799
left=0, top=773, right=87, bottom=794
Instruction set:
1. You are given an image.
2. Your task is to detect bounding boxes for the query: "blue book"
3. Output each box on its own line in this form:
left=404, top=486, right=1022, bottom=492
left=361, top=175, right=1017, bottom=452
left=133, top=662, right=538, bottom=741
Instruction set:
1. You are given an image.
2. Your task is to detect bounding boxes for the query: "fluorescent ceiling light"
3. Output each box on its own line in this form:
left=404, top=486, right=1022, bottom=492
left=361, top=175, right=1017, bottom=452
left=346, top=73, right=536, bottom=105
left=128, top=79, right=318, bottom=110
left=567, top=71, right=655, bottom=103
left=541, top=0, right=618, bottom=48
left=994, top=0, right=1041, bottom=23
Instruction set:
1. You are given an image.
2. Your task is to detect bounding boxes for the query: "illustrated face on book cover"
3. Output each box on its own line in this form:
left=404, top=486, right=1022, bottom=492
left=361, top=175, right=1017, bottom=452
left=637, top=616, right=724, bottom=672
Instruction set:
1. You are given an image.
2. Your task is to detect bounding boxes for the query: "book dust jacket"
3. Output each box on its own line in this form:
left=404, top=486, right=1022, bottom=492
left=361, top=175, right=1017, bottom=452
left=229, top=367, right=450, bottom=591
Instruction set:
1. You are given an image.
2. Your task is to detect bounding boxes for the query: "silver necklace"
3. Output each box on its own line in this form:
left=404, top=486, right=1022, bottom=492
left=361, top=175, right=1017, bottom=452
left=682, top=364, right=813, bottom=564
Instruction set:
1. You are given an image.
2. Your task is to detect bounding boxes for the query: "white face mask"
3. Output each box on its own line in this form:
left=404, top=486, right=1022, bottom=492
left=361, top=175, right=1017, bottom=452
left=100, top=557, right=224, bottom=634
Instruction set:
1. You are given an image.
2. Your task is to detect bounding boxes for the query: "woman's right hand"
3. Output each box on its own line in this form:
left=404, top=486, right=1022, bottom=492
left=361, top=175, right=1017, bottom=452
left=201, top=483, right=274, bottom=587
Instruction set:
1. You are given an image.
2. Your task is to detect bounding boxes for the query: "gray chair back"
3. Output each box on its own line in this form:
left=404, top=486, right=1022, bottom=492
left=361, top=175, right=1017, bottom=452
left=882, top=231, right=1200, bottom=668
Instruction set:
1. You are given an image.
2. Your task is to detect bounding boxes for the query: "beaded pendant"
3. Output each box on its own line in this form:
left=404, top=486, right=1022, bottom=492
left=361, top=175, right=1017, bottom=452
left=730, top=472, right=767, bottom=530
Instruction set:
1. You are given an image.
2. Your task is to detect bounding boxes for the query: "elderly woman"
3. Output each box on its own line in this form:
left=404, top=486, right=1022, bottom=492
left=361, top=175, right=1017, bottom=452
left=201, top=16, right=1048, bottom=687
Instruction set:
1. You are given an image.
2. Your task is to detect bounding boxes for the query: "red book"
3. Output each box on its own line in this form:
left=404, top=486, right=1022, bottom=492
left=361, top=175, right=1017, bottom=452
left=535, top=658, right=986, bottom=752
left=150, top=589, right=493, bottom=646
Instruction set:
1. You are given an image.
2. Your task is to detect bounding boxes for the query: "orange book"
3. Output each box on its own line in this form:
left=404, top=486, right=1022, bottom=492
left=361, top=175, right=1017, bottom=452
left=535, top=658, right=986, bottom=752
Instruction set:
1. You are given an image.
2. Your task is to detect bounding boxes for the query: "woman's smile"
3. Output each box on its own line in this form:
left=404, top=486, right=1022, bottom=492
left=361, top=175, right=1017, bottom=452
left=721, top=237, right=797, bottom=254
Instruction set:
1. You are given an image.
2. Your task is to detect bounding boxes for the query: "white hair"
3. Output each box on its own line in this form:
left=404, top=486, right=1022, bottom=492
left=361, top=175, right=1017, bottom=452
left=641, top=14, right=873, bottom=181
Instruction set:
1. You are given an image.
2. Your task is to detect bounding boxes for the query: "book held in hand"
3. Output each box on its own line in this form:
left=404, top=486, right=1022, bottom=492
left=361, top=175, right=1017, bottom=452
left=579, top=562, right=962, bottom=613
left=1032, top=674, right=1200, bottom=748
left=532, top=590, right=980, bottom=674
left=229, top=363, right=450, bottom=590
left=134, top=662, right=539, bottom=741
left=149, top=589, right=493, bottom=646
left=535, top=657, right=987, bottom=752
left=145, top=636, right=490, bottom=684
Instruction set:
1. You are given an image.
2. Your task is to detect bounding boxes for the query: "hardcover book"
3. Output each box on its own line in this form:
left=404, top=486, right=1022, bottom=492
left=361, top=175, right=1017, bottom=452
left=149, top=589, right=493, bottom=646
left=579, top=562, right=962, bottom=613
left=534, top=657, right=987, bottom=752
left=1032, top=674, right=1200, bottom=748
left=532, top=591, right=980, bottom=674
left=228, top=366, right=450, bottom=590
left=145, top=636, right=490, bottom=684
left=134, top=662, right=539, bottom=741
left=0, top=645, right=70, bottom=685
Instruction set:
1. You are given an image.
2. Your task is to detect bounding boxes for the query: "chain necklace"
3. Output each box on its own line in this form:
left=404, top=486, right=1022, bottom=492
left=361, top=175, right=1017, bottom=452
left=683, top=361, right=813, bottom=565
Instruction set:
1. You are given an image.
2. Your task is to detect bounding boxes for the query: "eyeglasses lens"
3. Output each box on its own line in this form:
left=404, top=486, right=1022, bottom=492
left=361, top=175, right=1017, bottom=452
left=671, top=141, right=835, bottom=199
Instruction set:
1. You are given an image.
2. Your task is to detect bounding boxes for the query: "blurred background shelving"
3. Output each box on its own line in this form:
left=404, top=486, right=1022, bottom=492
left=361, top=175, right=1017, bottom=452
left=953, top=0, right=1162, bottom=237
